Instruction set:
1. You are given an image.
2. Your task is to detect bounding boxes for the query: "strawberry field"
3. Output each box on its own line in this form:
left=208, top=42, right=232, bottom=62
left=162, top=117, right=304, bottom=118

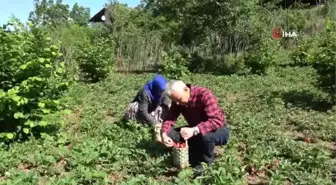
left=1, top=0, right=336, bottom=184
left=0, top=66, right=335, bottom=185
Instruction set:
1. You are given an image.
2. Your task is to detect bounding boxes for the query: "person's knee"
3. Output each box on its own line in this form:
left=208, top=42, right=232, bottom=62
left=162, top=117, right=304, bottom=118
left=202, top=134, right=213, bottom=143
left=222, top=126, right=230, bottom=143
left=202, top=126, right=230, bottom=145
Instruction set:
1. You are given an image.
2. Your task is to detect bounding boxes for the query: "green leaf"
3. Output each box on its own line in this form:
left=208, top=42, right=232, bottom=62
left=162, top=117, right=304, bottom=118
left=38, top=102, right=45, bottom=108
left=60, top=120, right=65, bottom=126
left=7, top=88, right=19, bottom=95
left=56, top=67, right=64, bottom=73
left=33, top=77, right=43, bottom=81
left=0, top=91, right=5, bottom=98
left=24, top=120, right=35, bottom=128
left=12, top=96, right=20, bottom=102
left=38, top=58, right=45, bottom=63
left=23, top=128, right=30, bottom=134
left=14, top=112, right=24, bottom=119
left=20, top=64, right=27, bottom=70
left=22, top=98, right=29, bottom=104
left=6, top=133, right=14, bottom=139
left=22, top=80, right=28, bottom=87
left=63, top=109, right=72, bottom=115
left=39, top=121, right=48, bottom=127
left=52, top=52, right=57, bottom=56
left=92, top=171, right=107, bottom=178
left=42, top=109, right=51, bottom=113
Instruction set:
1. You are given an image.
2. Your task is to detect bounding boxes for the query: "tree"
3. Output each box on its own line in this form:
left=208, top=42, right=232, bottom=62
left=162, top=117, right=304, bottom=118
left=28, top=0, right=90, bottom=27
left=70, top=3, right=90, bottom=26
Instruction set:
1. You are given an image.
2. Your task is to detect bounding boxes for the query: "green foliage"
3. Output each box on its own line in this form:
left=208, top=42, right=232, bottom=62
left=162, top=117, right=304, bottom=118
left=76, top=36, right=116, bottom=83
left=307, top=19, right=336, bottom=99
left=243, top=38, right=281, bottom=75
left=290, top=18, right=336, bottom=100
left=0, top=19, right=72, bottom=141
left=70, top=3, right=90, bottom=26
left=55, top=24, right=96, bottom=80
left=187, top=53, right=247, bottom=75
left=29, top=0, right=90, bottom=28
left=290, top=35, right=316, bottom=66
left=158, top=48, right=190, bottom=79
left=278, top=8, right=307, bottom=31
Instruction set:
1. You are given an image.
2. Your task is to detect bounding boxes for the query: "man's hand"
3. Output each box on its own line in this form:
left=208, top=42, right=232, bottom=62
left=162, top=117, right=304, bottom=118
left=180, top=127, right=194, bottom=140
left=161, top=133, right=174, bottom=147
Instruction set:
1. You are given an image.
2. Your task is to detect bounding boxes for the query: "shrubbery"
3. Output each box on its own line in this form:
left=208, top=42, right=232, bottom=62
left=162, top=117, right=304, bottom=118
left=243, top=37, right=281, bottom=75
left=290, top=35, right=315, bottom=66
left=309, top=19, right=335, bottom=100
left=291, top=18, right=336, bottom=100
left=76, top=36, right=116, bottom=83
left=0, top=20, right=72, bottom=141
left=158, top=47, right=190, bottom=79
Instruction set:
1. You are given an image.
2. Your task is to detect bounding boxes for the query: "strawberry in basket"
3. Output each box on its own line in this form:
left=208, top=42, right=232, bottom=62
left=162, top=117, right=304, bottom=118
left=172, top=140, right=189, bottom=169
left=173, top=142, right=187, bottom=148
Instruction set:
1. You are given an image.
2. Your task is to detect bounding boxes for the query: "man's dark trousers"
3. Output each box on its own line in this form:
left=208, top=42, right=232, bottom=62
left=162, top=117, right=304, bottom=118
left=168, top=125, right=230, bottom=167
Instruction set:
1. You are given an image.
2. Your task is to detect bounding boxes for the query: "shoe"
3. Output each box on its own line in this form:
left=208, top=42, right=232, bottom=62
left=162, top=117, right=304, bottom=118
left=193, top=164, right=204, bottom=177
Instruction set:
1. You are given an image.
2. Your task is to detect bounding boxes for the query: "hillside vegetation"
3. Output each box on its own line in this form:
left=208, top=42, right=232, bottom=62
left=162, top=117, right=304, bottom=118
left=0, top=0, right=335, bottom=184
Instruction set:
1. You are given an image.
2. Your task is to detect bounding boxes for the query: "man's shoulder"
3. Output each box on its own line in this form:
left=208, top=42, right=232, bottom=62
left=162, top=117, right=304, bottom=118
left=191, top=85, right=213, bottom=96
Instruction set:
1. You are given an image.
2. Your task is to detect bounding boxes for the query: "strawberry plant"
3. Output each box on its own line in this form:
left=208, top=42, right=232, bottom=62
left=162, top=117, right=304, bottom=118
left=0, top=64, right=335, bottom=185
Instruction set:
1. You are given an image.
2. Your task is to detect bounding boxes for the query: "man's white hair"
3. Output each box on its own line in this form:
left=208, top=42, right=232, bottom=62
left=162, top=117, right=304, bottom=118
left=165, top=80, right=186, bottom=96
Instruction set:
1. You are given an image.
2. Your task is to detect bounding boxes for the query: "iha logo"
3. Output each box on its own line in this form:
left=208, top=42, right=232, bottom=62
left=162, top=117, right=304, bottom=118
left=272, top=27, right=298, bottom=39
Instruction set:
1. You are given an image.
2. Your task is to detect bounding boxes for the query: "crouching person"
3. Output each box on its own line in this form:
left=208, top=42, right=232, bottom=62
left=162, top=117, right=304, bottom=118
left=160, top=80, right=229, bottom=175
left=124, top=74, right=170, bottom=142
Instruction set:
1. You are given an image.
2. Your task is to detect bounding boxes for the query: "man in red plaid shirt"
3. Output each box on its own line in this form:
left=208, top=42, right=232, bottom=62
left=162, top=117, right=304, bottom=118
left=160, top=80, right=230, bottom=175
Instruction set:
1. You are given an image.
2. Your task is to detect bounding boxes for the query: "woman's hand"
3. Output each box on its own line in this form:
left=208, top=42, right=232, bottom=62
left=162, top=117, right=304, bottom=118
left=161, top=133, right=174, bottom=147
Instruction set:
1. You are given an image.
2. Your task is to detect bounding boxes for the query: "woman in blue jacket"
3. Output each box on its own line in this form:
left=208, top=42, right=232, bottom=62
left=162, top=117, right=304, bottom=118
left=124, top=74, right=170, bottom=142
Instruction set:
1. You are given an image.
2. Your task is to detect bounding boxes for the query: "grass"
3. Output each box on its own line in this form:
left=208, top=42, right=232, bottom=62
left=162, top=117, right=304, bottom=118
left=0, top=66, right=335, bottom=184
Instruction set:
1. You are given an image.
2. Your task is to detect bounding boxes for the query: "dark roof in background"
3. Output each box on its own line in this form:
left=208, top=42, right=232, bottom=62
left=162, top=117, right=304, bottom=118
left=89, top=7, right=106, bottom=22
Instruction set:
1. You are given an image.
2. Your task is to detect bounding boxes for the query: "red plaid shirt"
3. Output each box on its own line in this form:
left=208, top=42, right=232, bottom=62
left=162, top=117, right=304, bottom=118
left=162, top=84, right=227, bottom=136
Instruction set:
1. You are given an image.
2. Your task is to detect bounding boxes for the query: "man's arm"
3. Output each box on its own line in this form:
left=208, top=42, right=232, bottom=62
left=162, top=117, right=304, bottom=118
left=196, top=90, right=226, bottom=135
left=161, top=102, right=180, bottom=134
left=137, top=92, right=156, bottom=126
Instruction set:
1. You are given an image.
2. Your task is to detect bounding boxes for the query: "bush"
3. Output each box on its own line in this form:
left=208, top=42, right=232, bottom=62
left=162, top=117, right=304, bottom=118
left=158, top=47, right=190, bottom=79
left=56, top=24, right=96, bottom=80
left=308, top=18, right=336, bottom=100
left=0, top=20, right=72, bottom=141
left=243, top=37, right=281, bottom=75
left=290, top=35, right=316, bottom=66
left=187, top=53, right=247, bottom=75
left=76, top=36, right=116, bottom=83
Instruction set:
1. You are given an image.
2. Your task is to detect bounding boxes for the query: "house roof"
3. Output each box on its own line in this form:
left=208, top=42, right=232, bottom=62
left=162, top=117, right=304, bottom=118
left=89, top=7, right=106, bottom=22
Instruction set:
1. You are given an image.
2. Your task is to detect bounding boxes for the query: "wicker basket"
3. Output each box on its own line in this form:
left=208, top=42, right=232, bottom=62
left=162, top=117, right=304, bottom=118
left=172, top=140, right=189, bottom=169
